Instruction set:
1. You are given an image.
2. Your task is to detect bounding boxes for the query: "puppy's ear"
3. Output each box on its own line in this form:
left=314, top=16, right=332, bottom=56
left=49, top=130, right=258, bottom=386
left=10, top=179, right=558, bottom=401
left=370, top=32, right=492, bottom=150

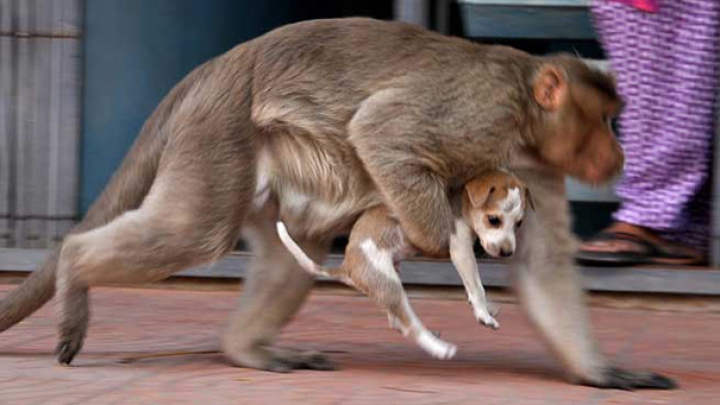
left=465, top=179, right=494, bottom=208
left=524, top=187, right=536, bottom=212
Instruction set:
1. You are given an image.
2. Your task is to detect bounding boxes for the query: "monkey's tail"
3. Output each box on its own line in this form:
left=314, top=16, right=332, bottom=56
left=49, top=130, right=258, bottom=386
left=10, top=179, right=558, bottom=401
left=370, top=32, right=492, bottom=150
left=0, top=58, right=216, bottom=333
left=276, top=222, right=335, bottom=279
left=0, top=131, right=164, bottom=332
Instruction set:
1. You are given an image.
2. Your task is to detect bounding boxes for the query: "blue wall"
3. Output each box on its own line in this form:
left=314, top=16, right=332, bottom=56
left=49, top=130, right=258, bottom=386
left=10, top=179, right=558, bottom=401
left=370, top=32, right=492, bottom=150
left=81, top=0, right=391, bottom=213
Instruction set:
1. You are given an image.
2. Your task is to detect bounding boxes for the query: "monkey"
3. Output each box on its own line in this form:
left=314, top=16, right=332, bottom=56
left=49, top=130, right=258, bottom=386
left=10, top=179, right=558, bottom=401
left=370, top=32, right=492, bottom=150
left=0, top=18, right=674, bottom=389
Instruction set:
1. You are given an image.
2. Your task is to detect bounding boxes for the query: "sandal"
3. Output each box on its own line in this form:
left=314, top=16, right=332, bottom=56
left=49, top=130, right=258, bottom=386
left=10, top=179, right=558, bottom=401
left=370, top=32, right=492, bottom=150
left=575, top=231, right=706, bottom=267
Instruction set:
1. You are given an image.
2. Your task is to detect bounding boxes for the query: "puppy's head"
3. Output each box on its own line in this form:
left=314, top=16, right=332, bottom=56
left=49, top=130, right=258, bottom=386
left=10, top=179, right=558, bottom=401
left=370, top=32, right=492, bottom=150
left=463, top=171, right=531, bottom=258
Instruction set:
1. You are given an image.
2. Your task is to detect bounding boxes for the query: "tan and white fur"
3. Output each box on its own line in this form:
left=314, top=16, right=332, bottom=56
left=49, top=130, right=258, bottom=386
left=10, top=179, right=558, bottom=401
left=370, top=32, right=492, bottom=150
left=277, top=170, right=530, bottom=359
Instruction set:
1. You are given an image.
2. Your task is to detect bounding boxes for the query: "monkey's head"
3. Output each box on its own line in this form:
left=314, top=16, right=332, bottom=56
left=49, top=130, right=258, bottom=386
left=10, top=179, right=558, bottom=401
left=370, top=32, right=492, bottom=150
left=463, top=171, right=532, bottom=258
left=530, top=56, right=624, bottom=185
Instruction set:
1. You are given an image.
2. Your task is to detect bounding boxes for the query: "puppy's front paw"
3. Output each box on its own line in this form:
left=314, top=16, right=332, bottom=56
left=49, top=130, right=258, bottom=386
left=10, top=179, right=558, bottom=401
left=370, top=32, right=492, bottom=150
left=475, top=309, right=500, bottom=330
left=469, top=297, right=500, bottom=329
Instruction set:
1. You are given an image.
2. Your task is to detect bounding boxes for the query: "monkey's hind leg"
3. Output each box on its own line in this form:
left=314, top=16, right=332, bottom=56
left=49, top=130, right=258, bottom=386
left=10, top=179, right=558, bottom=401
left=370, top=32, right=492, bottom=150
left=55, top=205, right=243, bottom=363
left=54, top=121, right=256, bottom=365
left=222, top=210, right=335, bottom=373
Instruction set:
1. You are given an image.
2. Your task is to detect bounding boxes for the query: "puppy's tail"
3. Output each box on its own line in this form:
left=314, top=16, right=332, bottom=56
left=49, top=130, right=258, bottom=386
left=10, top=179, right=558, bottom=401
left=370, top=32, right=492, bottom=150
left=276, top=222, right=334, bottom=279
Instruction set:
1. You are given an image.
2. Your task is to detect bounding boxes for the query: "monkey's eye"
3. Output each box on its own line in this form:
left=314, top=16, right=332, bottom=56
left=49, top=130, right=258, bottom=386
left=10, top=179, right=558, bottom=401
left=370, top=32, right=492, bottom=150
left=515, top=220, right=523, bottom=229
left=487, top=215, right=502, bottom=227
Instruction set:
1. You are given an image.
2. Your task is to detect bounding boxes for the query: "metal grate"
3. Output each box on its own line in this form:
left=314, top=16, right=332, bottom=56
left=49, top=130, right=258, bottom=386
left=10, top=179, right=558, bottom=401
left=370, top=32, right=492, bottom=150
left=0, top=0, right=82, bottom=248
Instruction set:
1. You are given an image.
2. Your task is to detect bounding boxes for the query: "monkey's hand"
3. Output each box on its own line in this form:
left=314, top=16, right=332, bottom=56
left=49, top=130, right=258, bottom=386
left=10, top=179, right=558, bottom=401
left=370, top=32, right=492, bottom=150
left=349, top=90, right=454, bottom=257
left=364, top=163, right=453, bottom=257
left=393, top=172, right=453, bottom=258
left=582, top=368, right=677, bottom=391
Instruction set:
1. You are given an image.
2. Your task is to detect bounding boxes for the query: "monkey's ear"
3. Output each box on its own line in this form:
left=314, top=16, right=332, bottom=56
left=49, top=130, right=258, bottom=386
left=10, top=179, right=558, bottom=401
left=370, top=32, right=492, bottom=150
left=533, top=65, right=566, bottom=110
left=524, top=187, right=536, bottom=212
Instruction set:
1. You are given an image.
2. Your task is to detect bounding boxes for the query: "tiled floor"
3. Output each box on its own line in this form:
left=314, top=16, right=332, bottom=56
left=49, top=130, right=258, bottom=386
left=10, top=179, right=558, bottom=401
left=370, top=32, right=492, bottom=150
left=0, top=284, right=717, bottom=405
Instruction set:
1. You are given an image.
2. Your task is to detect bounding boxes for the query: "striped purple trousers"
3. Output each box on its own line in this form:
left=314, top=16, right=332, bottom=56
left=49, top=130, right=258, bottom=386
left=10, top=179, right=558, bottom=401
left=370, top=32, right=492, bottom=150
left=591, top=0, right=720, bottom=252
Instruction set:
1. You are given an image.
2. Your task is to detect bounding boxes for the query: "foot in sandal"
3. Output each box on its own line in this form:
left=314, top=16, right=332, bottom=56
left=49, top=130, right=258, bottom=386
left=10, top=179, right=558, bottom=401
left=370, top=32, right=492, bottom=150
left=576, top=222, right=706, bottom=267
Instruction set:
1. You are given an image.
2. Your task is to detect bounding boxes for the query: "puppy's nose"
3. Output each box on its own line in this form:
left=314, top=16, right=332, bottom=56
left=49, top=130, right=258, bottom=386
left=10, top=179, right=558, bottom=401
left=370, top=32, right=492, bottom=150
left=499, top=249, right=513, bottom=258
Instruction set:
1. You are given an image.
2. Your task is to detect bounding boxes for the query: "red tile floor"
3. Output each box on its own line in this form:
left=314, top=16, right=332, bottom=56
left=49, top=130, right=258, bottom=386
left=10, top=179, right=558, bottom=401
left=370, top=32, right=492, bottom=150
left=0, top=283, right=717, bottom=405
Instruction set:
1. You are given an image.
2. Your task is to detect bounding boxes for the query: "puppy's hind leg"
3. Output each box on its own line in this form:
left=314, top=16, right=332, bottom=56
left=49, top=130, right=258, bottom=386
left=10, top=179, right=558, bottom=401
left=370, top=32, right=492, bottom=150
left=277, top=217, right=454, bottom=360
left=276, top=221, right=359, bottom=291
left=351, top=239, right=457, bottom=360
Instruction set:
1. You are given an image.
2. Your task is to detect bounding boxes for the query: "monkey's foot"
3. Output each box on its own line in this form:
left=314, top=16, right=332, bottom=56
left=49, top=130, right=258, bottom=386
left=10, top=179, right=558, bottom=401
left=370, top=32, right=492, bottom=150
left=271, top=347, right=337, bottom=371
left=263, top=353, right=335, bottom=373
left=584, top=367, right=678, bottom=390
left=55, top=304, right=89, bottom=366
left=226, top=346, right=336, bottom=373
left=55, top=331, right=85, bottom=366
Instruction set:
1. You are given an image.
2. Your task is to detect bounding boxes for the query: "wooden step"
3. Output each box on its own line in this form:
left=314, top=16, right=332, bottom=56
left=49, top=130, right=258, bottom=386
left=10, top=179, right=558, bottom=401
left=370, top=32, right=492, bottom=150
left=2, top=248, right=718, bottom=296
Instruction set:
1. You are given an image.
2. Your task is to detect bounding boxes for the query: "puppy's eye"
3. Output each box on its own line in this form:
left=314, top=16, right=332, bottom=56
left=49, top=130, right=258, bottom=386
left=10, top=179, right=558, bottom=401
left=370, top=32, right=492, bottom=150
left=515, top=220, right=523, bottom=229
left=487, top=215, right=502, bottom=227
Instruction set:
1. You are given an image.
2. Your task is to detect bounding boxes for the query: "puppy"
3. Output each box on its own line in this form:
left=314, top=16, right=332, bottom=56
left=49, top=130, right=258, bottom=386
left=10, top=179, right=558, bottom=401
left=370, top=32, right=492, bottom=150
left=276, top=170, right=531, bottom=360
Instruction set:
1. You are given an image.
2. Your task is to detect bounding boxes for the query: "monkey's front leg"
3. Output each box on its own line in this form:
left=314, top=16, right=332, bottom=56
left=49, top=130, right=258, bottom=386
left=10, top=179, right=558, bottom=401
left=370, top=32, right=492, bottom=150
left=510, top=168, right=676, bottom=390
left=449, top=220, right=499, bottom=329
left=349, top=89, right=454, bottom=257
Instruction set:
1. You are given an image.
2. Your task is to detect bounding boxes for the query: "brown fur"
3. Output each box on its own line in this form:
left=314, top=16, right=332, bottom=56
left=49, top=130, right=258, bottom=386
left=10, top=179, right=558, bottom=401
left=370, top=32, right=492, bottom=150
left=0, top=18, right=672, bottom=389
